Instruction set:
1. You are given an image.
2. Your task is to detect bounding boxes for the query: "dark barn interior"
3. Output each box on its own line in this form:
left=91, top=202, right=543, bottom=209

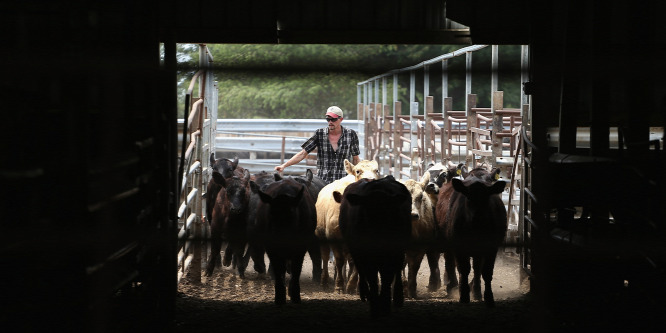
left=1, top=0, right=665, bottom=332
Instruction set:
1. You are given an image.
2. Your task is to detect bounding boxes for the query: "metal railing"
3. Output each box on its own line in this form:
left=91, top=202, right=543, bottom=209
left=177, top=44, right=217, bottom=284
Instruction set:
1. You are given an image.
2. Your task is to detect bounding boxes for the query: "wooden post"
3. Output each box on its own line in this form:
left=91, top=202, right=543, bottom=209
left=492, top=91, right=504, bottom=165
left=466, top=94, right=477, bottom=166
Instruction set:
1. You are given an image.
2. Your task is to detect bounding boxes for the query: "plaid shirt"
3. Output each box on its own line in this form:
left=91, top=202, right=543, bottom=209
left=301, top=126, right=360, bottom=184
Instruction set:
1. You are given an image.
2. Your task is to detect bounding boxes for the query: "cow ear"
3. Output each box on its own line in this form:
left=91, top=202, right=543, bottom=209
left=274, top=173, right=283, bottom=181
left=451, top=178, right=467, bottom=195
left=210, top=153, right=215, bottom=166
left=333, top=191, right=344, bottom=204
left=250, top=181, right=260, bottom=193
left=490, top=180, right=506, bottom=194
left=492, top=168, right=501, bottom=181
left=212, top=171, right=226, bottom=187
left=435, top=172, right=448, bottom=186
left=305, top=169, right=313, bottom=182
left=258, top=190, right=272, bottom=203
left=243, top=169, right=251, bottom=181
left=459, top=165, right=468, bottom=178
left=344, top=159, right=354, bottom=175
left=419, top=172, right=430, bottom=186
left=294, top=185, right=305, bottom=204
left=232, top=156, right=239, bottom=170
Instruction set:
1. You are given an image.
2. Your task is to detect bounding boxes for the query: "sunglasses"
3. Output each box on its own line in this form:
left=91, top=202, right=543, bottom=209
left=325, top=117, right=339, bottom=122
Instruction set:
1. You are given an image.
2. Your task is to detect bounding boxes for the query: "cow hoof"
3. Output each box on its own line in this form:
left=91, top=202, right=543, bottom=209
left=460, top=293, right=470, bottom=303
left=484, top=290, right=495, bottom=307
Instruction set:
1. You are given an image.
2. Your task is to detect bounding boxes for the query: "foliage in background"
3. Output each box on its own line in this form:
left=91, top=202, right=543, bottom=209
left=174, top=44, right=524, bottom=119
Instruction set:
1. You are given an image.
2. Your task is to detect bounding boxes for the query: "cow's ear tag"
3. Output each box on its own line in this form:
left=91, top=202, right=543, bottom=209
left=456, top=169, right=461, bottom=175
left=495, top=173, right=500, bottom=180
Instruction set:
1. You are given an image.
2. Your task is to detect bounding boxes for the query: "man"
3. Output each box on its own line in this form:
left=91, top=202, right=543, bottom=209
left=275, top=106, right=360, bottom=183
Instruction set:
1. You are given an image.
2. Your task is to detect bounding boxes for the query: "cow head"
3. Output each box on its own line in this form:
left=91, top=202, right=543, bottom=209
left=258, top=179, right=305, bottom=208
left=423, top=162, right=467, bottom=197
left=451, top=177, right=506, bottom=202
left=401, top=178, right=429, bottom=222
left=224, top=169, right=252, bottom=216
left=210, top=153, right=239, bottom=179
left=344, top=159, right=380, bottom=181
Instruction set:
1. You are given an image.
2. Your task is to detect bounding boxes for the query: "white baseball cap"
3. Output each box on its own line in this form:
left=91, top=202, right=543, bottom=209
left=325, top=106, right=343, bottom=118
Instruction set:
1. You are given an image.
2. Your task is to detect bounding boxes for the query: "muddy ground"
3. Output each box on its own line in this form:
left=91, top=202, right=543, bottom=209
left=174, top=248, right=542, bottom=332
left=174, top=246, right=664, bottom=333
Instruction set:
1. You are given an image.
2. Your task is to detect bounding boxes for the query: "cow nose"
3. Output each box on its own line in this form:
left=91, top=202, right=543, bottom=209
left=411, top=212, right=419, bottom=220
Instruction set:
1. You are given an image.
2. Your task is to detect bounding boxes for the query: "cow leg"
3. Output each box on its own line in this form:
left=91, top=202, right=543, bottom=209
left=319, top=243, right=331, bottom=289
left=345, top=254, right=359, bottom=294
left=443, top=251, right=459, bottom=293
left=407, top=251, right=425, bottom=299
left=288, top=253, right=305, bottom=303
left=232, top=241, right=247, bottom=279
left=308, top=239, right=322, bottom=283
left=365, top=269, right=380, bottom=317
left=471, top=255, right=483, bottom=301
left=332, top=246, right=346, bottom=293
left=205, top=226, right=224, bottom=277
left=482, top=251, right=498, bottom=307
left=426, top=249, right=441, bottom=292
left=392, top=269, right=404, bottom=308
left=248, top=243, right=266, bottom=276
left=269, top=256, right=287, bottom=305
left=223, top=243, right=233, bottom=267
left=377, top=268, right=394, bottom=316
left=456, top=254, right=471, bottom=303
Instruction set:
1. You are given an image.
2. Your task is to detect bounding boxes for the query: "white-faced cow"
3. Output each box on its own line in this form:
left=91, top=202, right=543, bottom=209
left=335, top=176, right=411, bottom=317
left=254, top=178, right=317, bottom=305
left=443, top=168, right=507, bottom=307
left=315, top=159, right=380, bottom=293
left=400, top=176, right=439, bottom=298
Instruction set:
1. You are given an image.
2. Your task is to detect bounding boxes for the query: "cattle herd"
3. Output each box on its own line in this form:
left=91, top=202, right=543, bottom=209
left=204, top=153, right=508, bottom=316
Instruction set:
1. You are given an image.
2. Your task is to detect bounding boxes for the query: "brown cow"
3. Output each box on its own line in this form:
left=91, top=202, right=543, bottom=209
left=205, top=168, right=252, bottom=278
left=444, top=168, right=507, bottom=306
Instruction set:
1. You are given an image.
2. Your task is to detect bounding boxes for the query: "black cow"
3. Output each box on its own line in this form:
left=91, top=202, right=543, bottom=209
left=281, top=169, right=326, bottom=283
left=205, top=169, right=252, bottom=277
left=444, top=169, right=507, bottom=307
left=239, top=171, right=276, bottom=277
left=335, top=176, right=411, bottom=317
left=254, top=178, right=317, bottom=304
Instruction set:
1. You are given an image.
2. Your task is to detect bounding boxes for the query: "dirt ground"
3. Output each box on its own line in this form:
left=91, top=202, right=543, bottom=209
left=174, top=247, right=542, bottom=332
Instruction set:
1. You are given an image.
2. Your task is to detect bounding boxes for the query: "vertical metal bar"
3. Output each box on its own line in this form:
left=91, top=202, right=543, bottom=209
left=491, top=45, right=499, bottom=94
left=442, top=59, right=448, bottom=110
left=465, top=51, right=473, bottom=113
left=521, top=45, right=530, bottom=108
left=410, top=71, right=416, bottom=105
left=410, top=102, right=419, bottom=180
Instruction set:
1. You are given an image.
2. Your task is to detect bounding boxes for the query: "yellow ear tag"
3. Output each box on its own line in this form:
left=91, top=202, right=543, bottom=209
left=495, top=173, right=500, bottom=180
left=456, top=169, right=461, bottom=175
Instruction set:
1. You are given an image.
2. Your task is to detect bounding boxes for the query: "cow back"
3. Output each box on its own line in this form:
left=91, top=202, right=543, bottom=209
left=256, top=178, right=316, bottom=246
left=339, top=176, right=411, bottom=252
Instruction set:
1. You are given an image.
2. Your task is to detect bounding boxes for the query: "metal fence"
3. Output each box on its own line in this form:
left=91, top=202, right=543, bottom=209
left=176, top=44, right=217, bottom=284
